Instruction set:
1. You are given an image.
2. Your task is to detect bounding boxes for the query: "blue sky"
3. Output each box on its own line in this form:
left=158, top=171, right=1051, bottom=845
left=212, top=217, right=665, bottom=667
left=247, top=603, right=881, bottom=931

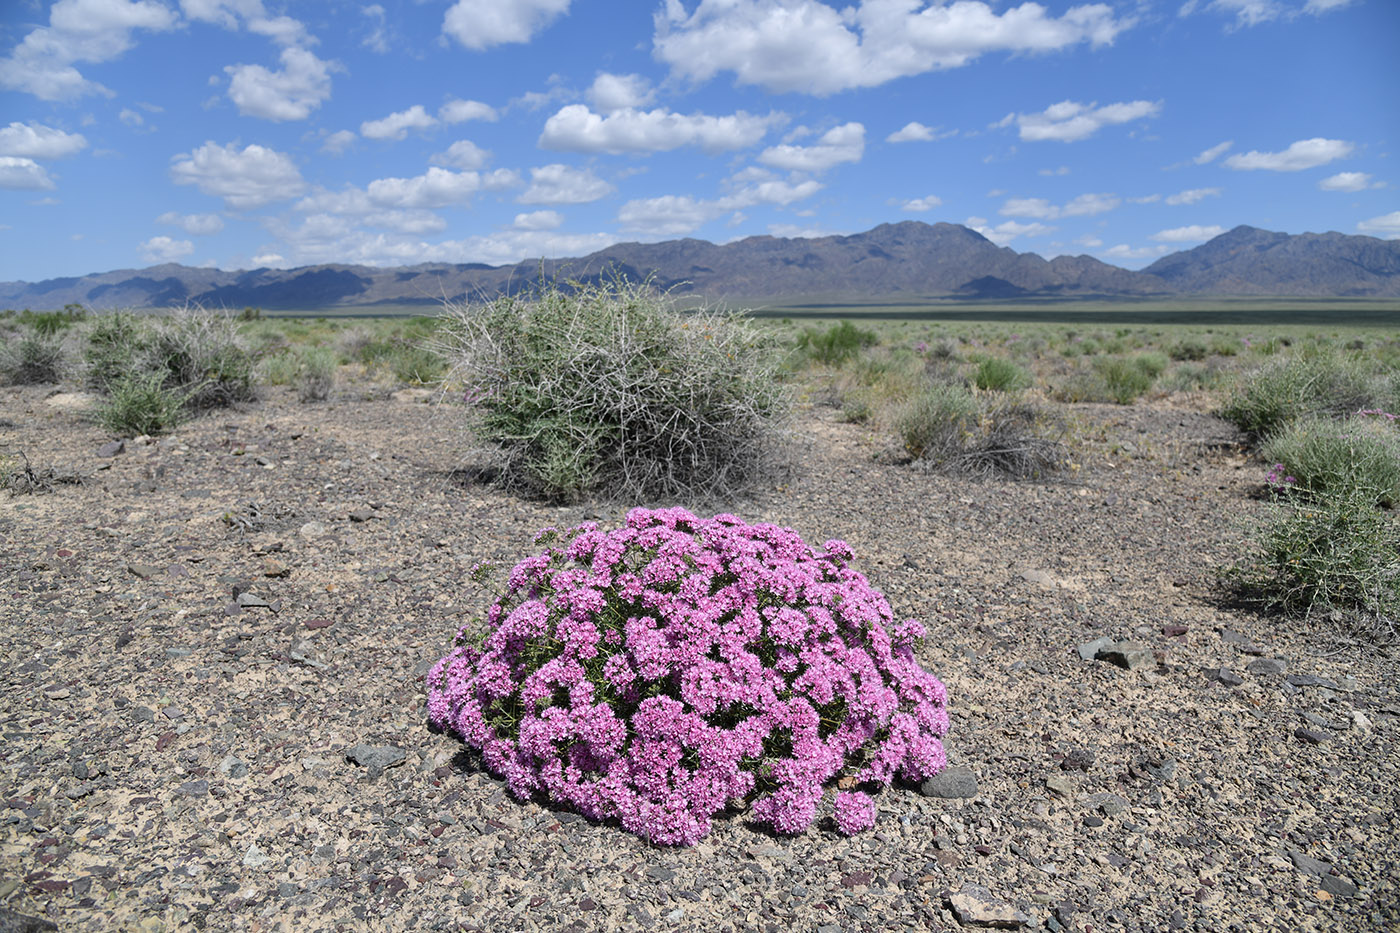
left=1, top=0, right=1396, bottom=283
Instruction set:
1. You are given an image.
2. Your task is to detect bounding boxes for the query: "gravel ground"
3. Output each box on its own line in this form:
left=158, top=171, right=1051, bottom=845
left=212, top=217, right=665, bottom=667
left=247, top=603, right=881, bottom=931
left=1, top=382, right=1396, bottom=932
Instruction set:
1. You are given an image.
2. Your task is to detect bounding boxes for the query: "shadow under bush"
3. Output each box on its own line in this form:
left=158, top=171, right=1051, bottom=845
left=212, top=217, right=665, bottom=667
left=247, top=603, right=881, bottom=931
left=435, top=278, right=790, bottom=504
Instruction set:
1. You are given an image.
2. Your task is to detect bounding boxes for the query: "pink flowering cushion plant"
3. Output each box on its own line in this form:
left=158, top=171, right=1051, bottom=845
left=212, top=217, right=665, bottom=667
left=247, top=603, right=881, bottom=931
left=426, top=507, right=949, bottom=846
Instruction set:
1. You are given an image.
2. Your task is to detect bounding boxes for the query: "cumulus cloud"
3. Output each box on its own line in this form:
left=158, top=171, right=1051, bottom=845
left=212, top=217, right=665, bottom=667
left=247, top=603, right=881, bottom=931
left=518, top=164, right=614, bottom=204
left=999, top=192, right=1119, bottom=219
left=1000, top=99, right=1160, bottom=143
left=967, top=218, right=1055, bottom=246
left=1318, top=171, right=1375, bottom=192
left=1357, top=211, right=1400, bottom=239
left=886, top=122, right=948, bottom=143
left=1224, top=137, right=1353, bottom=171
left=169, top=141, right=306, bottom=209
left=443, top=0, right=571, bottom=50
left=617, top=169, right=824, bottom=236
left=1150, top=224, right=1226, bottom=243
left=1165, top=187, right=1222, bottom=205
left=0, top=156, right=55, bottom=190
left=588, top=73, right=655, bottom=112
left=1102, top=243, right=1170, bottom=261
left=512, top=210, right=564, bottom=231
left=1193, top=140, right=1233, bottom=164
left=901, top=195, right=942, bottom=212
left=439, top=98, right=498, bottom=123
left=0, top=0, right=178, bottom=100
left=0, top=122, right=88, bottom=160
left=141, top=235, right=195, bottom=262
left=361, top=104, right=437, bottom=140
left=157, top=211, right=225, bottom=235
left=431, top=140, right=490, bottom=171
left=540, top=104, right=781, bottom=154
left=654, top=0, right=1129, bottom=96
left=758, top=123, right=864, bottom=173
left=225, top=47, right=336, bottom=121
left=321, top=130, right=357, bottom=154
left=364, top=167, right=518, bottom=210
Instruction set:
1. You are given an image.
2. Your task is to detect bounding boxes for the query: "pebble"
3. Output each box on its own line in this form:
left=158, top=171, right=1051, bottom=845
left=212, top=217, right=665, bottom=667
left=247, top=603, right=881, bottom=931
left=1294, top=727, right=1330, bottom=745
left=920, top=766, right=979, bottom=799
left=298, top=521, right=329, bottom=539
left=1096, top=641, right=1154, bottom=672
left=219, top=755, right=249, bottom=779
left=945, top=884, right=1031, bottom=928
left=97, top=440, right=125, bottom=458
left=0, top=907, right=58, bottom=932
left=175, top=779, right=209, bottom=798
left=1077, top=636, right=1114, bottom=662
left=1045, top=774, right=1075, bottom=797
left=346, top=743, right=406, bottom=777
left=128, top=563, right=162, bottom=580
left=1208, top=667, right=1244, bottom=687
left=242, top=844, right=271, bottom=869
left=1246, top=658, right=1287, bottom=676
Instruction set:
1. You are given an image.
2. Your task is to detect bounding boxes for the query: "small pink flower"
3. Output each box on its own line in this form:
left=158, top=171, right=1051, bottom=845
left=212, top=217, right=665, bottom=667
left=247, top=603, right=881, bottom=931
left=833, top=791, right=876, bottom=836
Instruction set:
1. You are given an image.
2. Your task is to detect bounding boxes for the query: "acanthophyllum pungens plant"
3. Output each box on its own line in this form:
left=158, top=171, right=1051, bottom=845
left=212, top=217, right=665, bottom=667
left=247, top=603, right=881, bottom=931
left=427, top=508, right=950, bottom=846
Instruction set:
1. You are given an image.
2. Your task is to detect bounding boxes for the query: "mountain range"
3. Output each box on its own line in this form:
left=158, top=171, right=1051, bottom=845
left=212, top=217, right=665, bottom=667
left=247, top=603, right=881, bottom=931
left=3, top=222, right=1399, bottom=312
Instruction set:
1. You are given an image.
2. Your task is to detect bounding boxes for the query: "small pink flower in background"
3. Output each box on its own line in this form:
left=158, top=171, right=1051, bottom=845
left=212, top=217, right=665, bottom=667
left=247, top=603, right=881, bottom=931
left=833, top=791, right=876, bottom=835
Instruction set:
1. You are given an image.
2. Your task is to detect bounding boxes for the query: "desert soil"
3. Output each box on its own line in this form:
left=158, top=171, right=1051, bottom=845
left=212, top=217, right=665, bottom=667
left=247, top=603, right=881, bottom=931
left=1, top=381, right=1396, bottom=933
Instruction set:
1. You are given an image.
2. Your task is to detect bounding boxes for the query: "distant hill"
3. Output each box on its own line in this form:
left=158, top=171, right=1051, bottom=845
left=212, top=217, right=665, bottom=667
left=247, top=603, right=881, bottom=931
left=1142, top=225, right=1400, bottom=297
left=3, top=222, right=1398, bottom=312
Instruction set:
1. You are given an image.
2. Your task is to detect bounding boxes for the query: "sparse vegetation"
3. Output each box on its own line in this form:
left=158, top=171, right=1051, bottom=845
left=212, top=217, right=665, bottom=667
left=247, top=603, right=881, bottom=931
left=94, top=370, right=189, bottom=437
left=435, top=278, right=789, bottom=503
left=0, top=331, right=65, bottom=385
left=1261, top=413, right=1400, bottom=508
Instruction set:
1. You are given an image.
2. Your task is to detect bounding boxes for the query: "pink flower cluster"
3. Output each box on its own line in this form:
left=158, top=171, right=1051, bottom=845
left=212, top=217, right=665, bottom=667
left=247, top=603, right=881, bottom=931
left=427, top=507, right=949, bottom=846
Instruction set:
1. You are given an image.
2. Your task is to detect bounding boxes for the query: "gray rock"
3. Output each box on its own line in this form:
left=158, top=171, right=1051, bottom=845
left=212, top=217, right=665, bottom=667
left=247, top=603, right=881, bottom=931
left=1061, top=748, right=1095, bottom=771
left=1077, top=636, right=1114, bottom=661
left=349, top=508, right=377, bottom=522
left=1286, top=674, right=1339, bottom=690
left=1096, top=641, right=1154, bottom=672
left=1287, top=850, right=1333, bottom=876
left=176, top=779, right=209, bottom=797
left=219, top=755, right=249, bottom=779
left=236, top=591, right=271, bottom=609
left=346, top=743, right=406, bottom=776
left=945, top=884, right=1031, bottom=928
left=1294, top=727, right=1330, bottom=744
left=128, top=563, right=161, bottom=580
left=1246, top=658, right=1287, bottom=676
left=1320, top=874, right=1358, bottom=897
left=97, top=440, right=125, bottom=458
left=132, top=706, right=156, bottom=723
left=0, top=907, right=59, bottom=932
left=242, top=844, right=271, bottom=869
left=1045, top=774, right=1075, bottom=798
left=298, top=521, right=329, bottom=539
left=1087, top=792, right=1129, bottom=816
left=1208, top=667, right=1244, bottom=687
left=920, top=766, right=979, bottom=799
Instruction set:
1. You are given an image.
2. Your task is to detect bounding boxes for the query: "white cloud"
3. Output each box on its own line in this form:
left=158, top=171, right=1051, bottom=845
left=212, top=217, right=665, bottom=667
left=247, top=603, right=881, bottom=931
left=1165, top=187, right=1222, bottom=205
left=1193, top=140, right=1233, bottom=164
left=967, top=218, right=1055, bottom=246
left=141, top=235, right=195, bottom=262
left=443, top=0, right=571, bottom=50
left=1002, top=99, right=1160, bottom=143
left=169, top=141, right=306, bottom=209
left=440, top=98, right=498, bottom=123
left=321, top=130, right=357, bottom=154
left=886, top=122, right=953, bottom=143
left=0, top=0, right=178, bottom=100
left=285, top=191, right=448, bottom=237
left=1224, top=137, right=1353, bottom=171
left=157, top=211, right=225, bottom=235
left=364, top=167, right=518, bottom=209
left=1102, top=243, right=1170, bottom=260
left=1183, top=0, right=1352, bottom=29
left=512, top=210, right=563, bottom=231
left=540, top=104, right=781, bottom=155
left=758, top=123, right=864, bottom=173
left=225, top=47, right=336, bottom=121
left=999, top=192, right=1119, bottom=219
left=248, top=14, right=309, bottom=46
left=0, top=156, right=55, bottom=190
left=0, top=122, right=88, bottom=159
left=361, top=104, right=437, bottom=140
left=616, top=170, right=824, bottom=236
left=1303, top=0, right=1353, bottom=12
left=901, top=195, right=942, bottom=212
left=361, top=3, right=389, bottom=53
left=1074, top=234, right=1102, bottom=247
left=431, top=140, right=490, bottom=171
left=518, top=164, right=614, bottom=204
left=1318, top=171, right=1375, bottom=192
left=1039, top=165, right=1070, bottom=176
left=1356, top=211, right=1400, bottom=239
left=588, top=73, right=655, bottom=112
left=654, top=0, right=1129, bottom=96
left=1150, top=224, right=1226, bottom=243
left=119, top=108, right=145, bottom=128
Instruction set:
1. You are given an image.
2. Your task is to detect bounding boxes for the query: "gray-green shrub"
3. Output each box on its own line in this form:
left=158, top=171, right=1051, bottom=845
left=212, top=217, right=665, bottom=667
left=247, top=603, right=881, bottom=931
left=94, top=371, right=188, bottom=436
left=436, top=278, right=788, bottom=503
left=974, top=356, right=1031, bottom=392
left=1262, top=413, right=1400, bottom=508
left=796, top=320, right=878, bottom=366
left=897, top=383, right=977, bottom=464
left=1221, top=349, right=1378, bottom=438
left=0, top=331, right=64, bottom=384
left=296, top=346, right=337, bottom=402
